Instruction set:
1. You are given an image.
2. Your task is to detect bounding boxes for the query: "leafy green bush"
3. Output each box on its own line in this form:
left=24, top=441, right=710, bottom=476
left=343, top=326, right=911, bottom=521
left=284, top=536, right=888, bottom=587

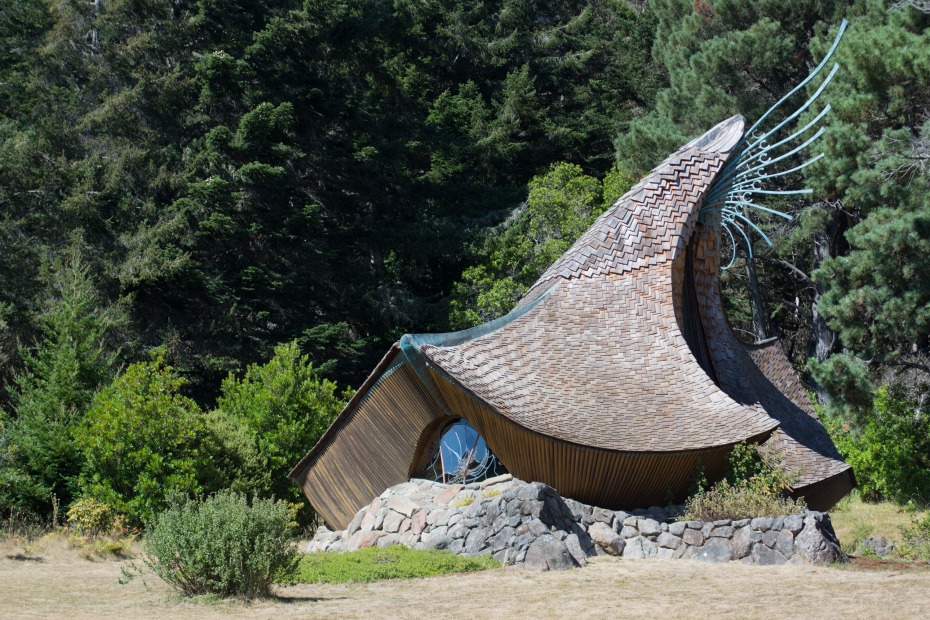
left=898, top=513, right=930, bottom=562
left=207, top=341, right=343, bottom=524
left=683, top=442, right=806, bottom=521
left=143, top=491, right=298, bottom=599
left=76, top=355, right=208, bottom=527
left=281, top=546, right=499, bottom=585
left=66, top=497, right=120, bottom=537
left=821, top=385, right=930, bottom=507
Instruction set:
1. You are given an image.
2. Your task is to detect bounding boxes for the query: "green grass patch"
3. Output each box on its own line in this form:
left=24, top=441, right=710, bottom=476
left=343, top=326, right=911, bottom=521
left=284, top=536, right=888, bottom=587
left=831, top=491, right=928, bottom=553
left=280, top=546, right=499, bottom=585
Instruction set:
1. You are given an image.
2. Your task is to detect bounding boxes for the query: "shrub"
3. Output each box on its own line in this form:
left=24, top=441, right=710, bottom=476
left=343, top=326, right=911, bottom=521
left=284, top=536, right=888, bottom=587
left=822, top=385, right=930, bottom=506
left=683, top=442, right=806, bottom=521
left=143, top=491, right=298, bottom=599
left=898, top=513, right=930, bottom=562
left=207, top=342, right=343, bottom=524
left=66, top=497, right=120, bottom=537
left=76, top=355, right=208, bottom=527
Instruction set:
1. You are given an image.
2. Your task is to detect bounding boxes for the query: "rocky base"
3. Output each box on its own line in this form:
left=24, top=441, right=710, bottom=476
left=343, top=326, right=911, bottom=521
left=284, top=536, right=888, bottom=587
left=308, top=476, right=846, bottom=570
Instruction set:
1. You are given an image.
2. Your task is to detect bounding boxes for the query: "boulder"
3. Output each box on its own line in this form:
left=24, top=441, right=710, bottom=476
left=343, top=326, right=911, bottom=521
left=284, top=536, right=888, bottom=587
left=524, top=535, right=577, bottom=571
left=695, top=538, right=733, bottom=563
left=589, top=522, right=626, bottom=556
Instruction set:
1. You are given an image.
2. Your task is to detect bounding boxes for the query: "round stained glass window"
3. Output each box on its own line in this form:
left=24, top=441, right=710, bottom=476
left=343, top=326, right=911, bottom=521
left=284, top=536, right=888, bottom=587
left=425, top=419, right=506, bottom=484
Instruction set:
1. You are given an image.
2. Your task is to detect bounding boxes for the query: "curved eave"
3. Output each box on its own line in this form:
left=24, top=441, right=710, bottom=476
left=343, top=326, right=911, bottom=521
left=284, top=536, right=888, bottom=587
left=289, top=343, right=402, bottom=480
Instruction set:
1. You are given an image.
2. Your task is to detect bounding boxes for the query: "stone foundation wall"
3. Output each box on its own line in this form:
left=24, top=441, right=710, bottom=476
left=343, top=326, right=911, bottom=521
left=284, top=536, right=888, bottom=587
left=308, top=476, right=846, bottom=570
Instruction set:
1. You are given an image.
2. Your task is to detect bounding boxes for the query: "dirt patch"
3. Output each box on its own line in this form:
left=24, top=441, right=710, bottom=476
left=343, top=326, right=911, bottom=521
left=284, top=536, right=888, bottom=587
left=847, top=554, right=930, bottom=571
left=2, top=540, right=930, bottom=619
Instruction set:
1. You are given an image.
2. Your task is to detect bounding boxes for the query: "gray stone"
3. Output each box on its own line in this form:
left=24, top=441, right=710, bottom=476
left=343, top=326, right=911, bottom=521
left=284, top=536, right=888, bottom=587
left=638, top=518, right=662, bottom=537
left=695, top=538, right=733, bottom=563
left=859, top=536, right=895, bottom=558
left=624, top=516, right=639, bottom=527
left=348, top=530, right=384, bottom=550
left=448, top=538, right=465, bottom=554
left=524, top=535, right=576, bottom=571
left=732, top=519, right=750, bottom=528
left=377, top=533, right=400, bottom=548
left=447, top=523, right=469, bottom=540
left=479, top=474, right=513, bottom=489
left=794, top=513, right=846, bottom=564
left=564, top=533, right=590, bottom=566
left=775, top=529, right=795, bottom=557
left=751, top=517, right=774, bottom=532
left=686, top=521, right=704, bottom=529
left=423, top=532, right=452, bottom=551
left=656, top=547, right=675, bottom=560
left=762, top=529, right=779, bottom=548
left=622, top=536, right=658, bottom=559
left=660, top=522, right=669, bottom=532
left=563, top=498, right=590, bottom=522
left=589, top=522, right=625, bottom=556
left=648, top=506, right=669, bottom=522
left=771, top=516, right=785, bottom=531
left=712, top=519, right=732, bottom=527
left=710, top=526, right=735, bottom=538
left=359, top=510, right=376, bottom=533
left=384, top=495, right=418, bottom=518
left=668, top=521, right=687, bottom=536
left=592, top=506, right=614, bottom=525
left=517, top=482, right=546, bottom=502
left=492, top=548, right=511, bottom=564
left=682, top=528, right=704, bottom=547
left=488, top=526, right=516, bottom=553
left=620, top=525, right=639, bottom=539
left=731, top=527, right=761, bottom=559
left=465, top=527, right=491, bottom=554
left=701, top=522, right=715, bottom=539
left=411, top=509, right=428, bottom=536
left=783, top=514, right=804, bottom=534
left=657, top=532, right=681, bottom=549
left=527, top=518, right=549, bottom=536
left=447, top=513, right=463, bottom=527
left=751, top=543, right=787, bottom=565
left=381, top=510, right=404, bottom=534
left=345, top=508, right=367, bottom=537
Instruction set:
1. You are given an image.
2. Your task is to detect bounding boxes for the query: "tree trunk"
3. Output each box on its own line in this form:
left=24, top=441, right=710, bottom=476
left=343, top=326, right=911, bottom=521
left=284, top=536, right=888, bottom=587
left=808, top=206, right=843, bottom=403
left=745, top=253, right=769, bottom=341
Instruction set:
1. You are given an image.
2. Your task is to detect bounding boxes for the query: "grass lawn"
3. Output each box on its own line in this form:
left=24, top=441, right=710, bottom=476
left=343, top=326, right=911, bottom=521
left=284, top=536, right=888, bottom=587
left=280, top=545, right=500, bottom=584
left=829, top=491, right=928, bottom=553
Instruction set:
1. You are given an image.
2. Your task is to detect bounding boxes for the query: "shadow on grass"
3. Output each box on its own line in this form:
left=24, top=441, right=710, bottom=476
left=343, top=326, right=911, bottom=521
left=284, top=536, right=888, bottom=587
left=272, top=594, right=349, bottom=604
left=6, top=553, right=44, bottom=562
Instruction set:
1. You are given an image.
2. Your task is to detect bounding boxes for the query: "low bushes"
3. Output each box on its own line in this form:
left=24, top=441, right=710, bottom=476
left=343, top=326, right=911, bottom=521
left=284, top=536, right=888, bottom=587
left=898, top=513, right=930, bottom=562
left=142, top=491, right=298, bottom=599
left=683, top=442, right=806, bottom=522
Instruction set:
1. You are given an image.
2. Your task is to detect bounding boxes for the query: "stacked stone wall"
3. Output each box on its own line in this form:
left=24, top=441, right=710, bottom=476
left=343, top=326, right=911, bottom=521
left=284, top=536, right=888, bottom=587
left=307, top=476, right=845, bottom=570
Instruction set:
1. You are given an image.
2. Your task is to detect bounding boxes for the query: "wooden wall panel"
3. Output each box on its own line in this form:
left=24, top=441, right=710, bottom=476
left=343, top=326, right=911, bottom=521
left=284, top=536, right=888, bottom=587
left=429, top=369, right=746, bottom=508
left=297, top=363, right=447, bottom=528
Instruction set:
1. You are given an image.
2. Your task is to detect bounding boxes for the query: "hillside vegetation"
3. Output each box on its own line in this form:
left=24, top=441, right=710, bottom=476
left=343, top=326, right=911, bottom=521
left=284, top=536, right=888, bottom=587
left=1, top=1, right=929, bottom=527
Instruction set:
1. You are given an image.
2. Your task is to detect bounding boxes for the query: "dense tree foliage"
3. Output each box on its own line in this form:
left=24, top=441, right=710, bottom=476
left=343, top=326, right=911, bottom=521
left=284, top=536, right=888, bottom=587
left=1, top=0, right=929, bottom=520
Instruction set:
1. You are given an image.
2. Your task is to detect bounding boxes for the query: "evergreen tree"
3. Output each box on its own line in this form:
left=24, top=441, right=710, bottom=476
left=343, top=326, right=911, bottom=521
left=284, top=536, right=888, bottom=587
left=1, top=248, right=117, bottom=516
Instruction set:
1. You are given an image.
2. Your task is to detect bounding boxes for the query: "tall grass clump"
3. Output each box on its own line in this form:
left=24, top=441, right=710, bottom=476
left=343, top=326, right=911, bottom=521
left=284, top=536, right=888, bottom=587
left=683, top=442, right=806, bottom=521
left=898, top=513, right=930, bottom=562
left=143, top=491, right=298, bottom=599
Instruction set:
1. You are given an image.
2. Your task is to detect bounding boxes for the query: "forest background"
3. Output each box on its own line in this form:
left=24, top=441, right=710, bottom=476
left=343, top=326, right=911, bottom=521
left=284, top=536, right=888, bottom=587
left=1, top=0, right=929, bottom=527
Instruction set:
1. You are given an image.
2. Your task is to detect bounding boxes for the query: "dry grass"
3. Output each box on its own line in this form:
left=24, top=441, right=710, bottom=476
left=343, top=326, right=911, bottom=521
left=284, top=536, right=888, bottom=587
left=2, top=534, right=930, bottom=619
left=830, top=492, right=928, bottom=550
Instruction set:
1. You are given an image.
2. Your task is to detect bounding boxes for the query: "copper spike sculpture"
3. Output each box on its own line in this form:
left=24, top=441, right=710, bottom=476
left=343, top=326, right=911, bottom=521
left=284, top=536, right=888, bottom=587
left=291, top=24, right=855, bottom=529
